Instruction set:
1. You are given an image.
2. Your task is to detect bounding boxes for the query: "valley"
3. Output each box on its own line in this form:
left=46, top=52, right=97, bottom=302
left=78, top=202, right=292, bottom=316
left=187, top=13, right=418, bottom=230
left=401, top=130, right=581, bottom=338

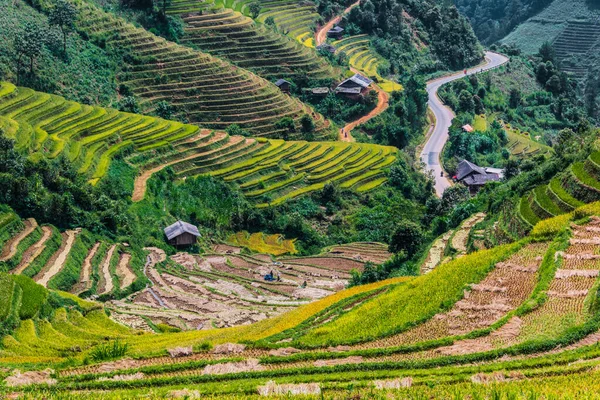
left=1, top=0, right=600, bottom=398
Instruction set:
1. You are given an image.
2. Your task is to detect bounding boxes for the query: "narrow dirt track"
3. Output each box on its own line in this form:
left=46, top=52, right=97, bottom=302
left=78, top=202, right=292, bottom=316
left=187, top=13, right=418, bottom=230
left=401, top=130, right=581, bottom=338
left=11, top=226, right=53, bottom=275
left=35, top=230, right=80, bottom=287
left=314, top=0, right=360, bottom=47
left=340, top=67, right=389, bottom=142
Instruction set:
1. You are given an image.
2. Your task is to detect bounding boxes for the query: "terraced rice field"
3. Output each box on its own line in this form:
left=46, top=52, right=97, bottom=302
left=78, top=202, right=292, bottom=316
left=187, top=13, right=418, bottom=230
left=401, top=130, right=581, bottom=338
left=108, top=246, right=368, bottom=331
left=332, top=35, right=402, bottom=93
left=0, top=214, right=139, bottom=297
left=213, top=0, right=322, bottom=46
left=503, top=121, right=552, bottom=159
left=518, top=151, right=600, bottom=227
left=322, top=242, right=392, bottom=264
left=17, top=217, right=600, bottom=398
left=74, top=1, right=331, bottom=137
left=166, top=0, right=337, bottom=79
left=136, top=138, right=397, bottom=206
left=226, top=231, right=297, bottom=256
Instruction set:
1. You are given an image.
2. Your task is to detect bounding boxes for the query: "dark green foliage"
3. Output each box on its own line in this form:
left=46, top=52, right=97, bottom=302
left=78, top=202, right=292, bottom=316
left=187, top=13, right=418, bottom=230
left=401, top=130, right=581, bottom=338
left=1, top=0, right=117, bottom=104
left=118, top=96, right=139, bottom=113
left=346, top=0, right=482, bottom=70
left=0, top=135, right=129, bottom=233
left=154, top=100, right=173, bottom=120
left=389, top=220, right=423, bottom=256
left=453, top=0, right=554, bottom=44
left=249, top=1, right=261, bottom=19
left=48, top=0, right=78, bottom=55
left=226, top=124, right=250, bottom=137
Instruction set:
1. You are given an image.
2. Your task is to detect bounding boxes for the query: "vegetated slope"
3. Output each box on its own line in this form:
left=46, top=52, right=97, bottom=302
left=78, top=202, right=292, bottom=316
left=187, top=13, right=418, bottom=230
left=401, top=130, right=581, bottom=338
left=331, top=35, right=402, bottom=93
left=0, top=81, right=396, bottom=208
left=0, top=272, right=135, bottom=364
left=501, top=0, right=600, bottom=79
left=517, top=150, right=600, bottom=229
left=166, top=0, right=339, bottom=80
left=73, top=0, right=331, bottom=137
left=0, top=210, right=144, bottom=298
left=453, top=0, right=554, bottom=45
left=12, top=206, right=600, bottom=398
left=208, top=0, right=323, bottom=46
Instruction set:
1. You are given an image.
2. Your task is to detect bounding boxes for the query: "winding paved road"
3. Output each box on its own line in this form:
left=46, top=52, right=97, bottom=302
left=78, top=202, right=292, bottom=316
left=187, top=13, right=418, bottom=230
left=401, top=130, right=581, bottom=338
left=422, top=51, right=509, bottom=197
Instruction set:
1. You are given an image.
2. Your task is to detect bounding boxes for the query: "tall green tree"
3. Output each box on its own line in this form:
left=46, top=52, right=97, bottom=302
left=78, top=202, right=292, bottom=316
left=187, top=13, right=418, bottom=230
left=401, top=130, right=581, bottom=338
left=48, top=0, right=78, bottom=55
left=14, top=23, right=45, bottom=76
left=249, top=2, right=261, bottom=19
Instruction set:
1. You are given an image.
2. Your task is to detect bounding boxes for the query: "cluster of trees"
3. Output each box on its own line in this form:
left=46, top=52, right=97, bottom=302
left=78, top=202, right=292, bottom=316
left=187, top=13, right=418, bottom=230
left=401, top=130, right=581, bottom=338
left=452, top=0, right=554, bottom=44
left=0, top=134, right=129, bottom=233
left=359, top=76, right=428, bottom=149
left=345, top=0, right=482, bottom=71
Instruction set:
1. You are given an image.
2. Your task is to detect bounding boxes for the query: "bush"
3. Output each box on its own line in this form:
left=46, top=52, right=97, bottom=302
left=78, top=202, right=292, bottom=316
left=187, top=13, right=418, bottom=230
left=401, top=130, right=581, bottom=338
left=89, top=340, right=129, bottom=362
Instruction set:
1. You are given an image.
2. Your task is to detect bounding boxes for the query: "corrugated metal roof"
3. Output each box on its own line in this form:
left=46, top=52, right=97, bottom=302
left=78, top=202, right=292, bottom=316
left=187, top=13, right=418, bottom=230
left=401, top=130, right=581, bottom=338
left=164, top=221, right=201, bottom=240
left=337, top=74, right=373, bottom=90
left=275, top=79, right=291, bottom=87
left=328, top=26, right=344, bottom=33
left=335, top=86, right=362, bottom=94
left=456, top=160, right=487, bottom=181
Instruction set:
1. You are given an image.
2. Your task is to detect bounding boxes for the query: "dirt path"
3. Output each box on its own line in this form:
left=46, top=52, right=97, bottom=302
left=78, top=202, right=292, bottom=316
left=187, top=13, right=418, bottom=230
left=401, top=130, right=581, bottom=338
left=35, top=230, right=80, bottom=287
left=11, top=226, right=54, bottom=275
left=116, top=253, right=135, bottom=290
left=98, top=244, right=117, bottom=295
left=0, top=218, right=38, bottom=262
left=340, top=67, right=389, bottom=142
left=314, top=0, right=360, bottom=47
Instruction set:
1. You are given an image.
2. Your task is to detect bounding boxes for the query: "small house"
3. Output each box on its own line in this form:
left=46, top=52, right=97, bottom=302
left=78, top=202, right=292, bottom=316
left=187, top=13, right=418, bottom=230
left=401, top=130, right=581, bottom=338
left=327, top=25, right=344, bottom=39
left=455, top=160, right=501, bottom=195
left=335, top=73, right=372, bottom=99
left=274, top=79, right=291, bottom=93
left=316, top=44, right=336, bottom=54
left=164, top=221, right=200, bottom=247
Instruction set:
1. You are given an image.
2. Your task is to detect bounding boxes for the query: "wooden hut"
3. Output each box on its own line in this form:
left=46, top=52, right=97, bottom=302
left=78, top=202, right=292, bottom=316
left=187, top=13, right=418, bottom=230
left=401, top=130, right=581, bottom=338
left=164, top=221, right=200, bottom=246
left=275, top=79, right=291, bottom=93
left=327, top=25, right=344, bottom=39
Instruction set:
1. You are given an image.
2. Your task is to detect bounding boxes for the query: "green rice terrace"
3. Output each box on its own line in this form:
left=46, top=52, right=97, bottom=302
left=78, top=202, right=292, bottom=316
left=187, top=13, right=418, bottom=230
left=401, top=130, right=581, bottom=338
left=0, top=82, right=394, bottom=206
left=165, top=0, right=339, bottom=79
left=332, top=35, right=402, bottom=93
left=73, top=0, right=332, bottom=137
left=517, top=150, right=600, bottom=229
left=4, top=202, right=600, bottom=398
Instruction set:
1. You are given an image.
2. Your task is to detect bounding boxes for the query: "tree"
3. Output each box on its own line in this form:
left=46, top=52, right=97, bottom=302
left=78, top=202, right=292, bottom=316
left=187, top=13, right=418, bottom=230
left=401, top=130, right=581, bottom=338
left=440, top=184, right=470, bottom=213
left=275, top=117, right=295, bottom=140
left=546, top=75, right=562, bottom=95
left=538, top=41, right=555, bottom=63
left=509, top=88, right=521, bottom=108
left=389, top=220, right=423, bottom=257
left=118, top=96, right=139, bottom=113
left=503, top=158, right=520, bottom=180
left=300, top=114, right=315, bottom=139
left=249, top=2, right=261, bottom=19
left=458, top=90, right=474, bottom=112
left=155, top=101, right=173, bottom=120
left=265, top=16, right=275, bottom=27
left=14, top=23, right=45, bottom=76
left=48, top=0, right=78, bottom=55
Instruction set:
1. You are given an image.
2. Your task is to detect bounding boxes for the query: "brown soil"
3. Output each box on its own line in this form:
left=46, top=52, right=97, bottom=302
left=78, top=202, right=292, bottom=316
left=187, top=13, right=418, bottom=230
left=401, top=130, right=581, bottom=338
left=0, top=218, right=38, bottom=262
left=97, top=244, right=118, bottom=295
left=5, top=369, right=56, bottom=387
left=11, top=226, right=53, bottom=275
left=202, top=358, right=263, bottom=375
left=257, top=381, right=321, bottom=396
left=116, top=253, right=135, bottom=289
left=313, top=356, right=363, bottom=367
left=72, top=242, right=101, bottom=294
left=34, top=229, right=80, bottom=287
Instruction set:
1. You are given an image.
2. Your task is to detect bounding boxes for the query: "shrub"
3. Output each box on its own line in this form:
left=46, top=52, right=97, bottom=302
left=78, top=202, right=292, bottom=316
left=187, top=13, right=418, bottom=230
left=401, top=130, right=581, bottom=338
left=89, top=340, right=129, bottom=362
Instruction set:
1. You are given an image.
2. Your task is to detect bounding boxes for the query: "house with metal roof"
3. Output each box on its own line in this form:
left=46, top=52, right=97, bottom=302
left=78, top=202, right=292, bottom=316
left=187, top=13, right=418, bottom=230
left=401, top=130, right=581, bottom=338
left=455, top=160, right=501, bottom=194
left=164, top=221, right=200, bottom=246
left=274, top=79, right=291, bottom=93
left=327, top=25, right=344, bottom=39
left=335, top=74, right=373, bottom=99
